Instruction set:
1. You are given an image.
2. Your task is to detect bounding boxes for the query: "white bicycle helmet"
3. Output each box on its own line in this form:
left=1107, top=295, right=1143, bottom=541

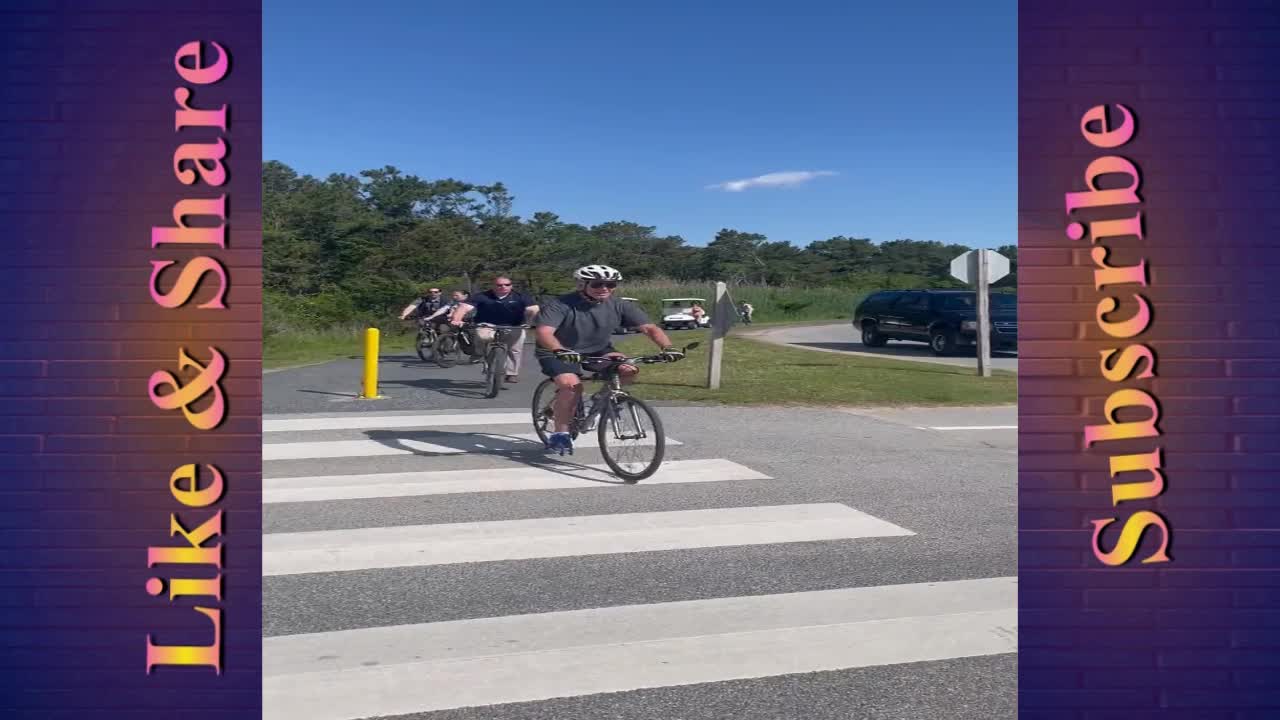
left=574, top=264, right=623, bottom=282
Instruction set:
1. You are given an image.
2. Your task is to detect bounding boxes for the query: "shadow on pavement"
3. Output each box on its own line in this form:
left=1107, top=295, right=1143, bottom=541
left=381, top=353, right=430, bottom=363
left=394, top=358, right=482, bottom=370
left=297, top=388, right=361, bottom=398
left=362, top=429, right=634, bottom=486
left=380, top=376, right=490, bottom=400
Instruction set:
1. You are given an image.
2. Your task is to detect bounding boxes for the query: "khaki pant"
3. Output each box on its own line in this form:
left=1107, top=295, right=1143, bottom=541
left=474, top=326, right=525, bottom=376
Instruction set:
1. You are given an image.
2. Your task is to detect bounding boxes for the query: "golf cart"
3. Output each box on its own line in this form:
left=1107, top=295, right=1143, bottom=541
left=613, top=297, right=643, bottom=334
left=661, top=297, right=711, bottom=331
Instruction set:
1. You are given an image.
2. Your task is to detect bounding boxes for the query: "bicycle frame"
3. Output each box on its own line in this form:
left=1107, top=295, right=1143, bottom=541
left=476, top=324, right=528, bottom=360
left=570, top=350, right=684, bottom=438
left=438, top=324, right=475, bottom=354
left=473, top=323, right=532, bottom=397
left=571, top=375, right=623, bottom=433
left=585, top=390, right=649, bottom=441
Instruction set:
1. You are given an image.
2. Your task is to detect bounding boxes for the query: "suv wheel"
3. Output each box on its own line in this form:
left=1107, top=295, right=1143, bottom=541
left=930, top=328, right=956, bottom=356
left=861, top=323, right=887, bottom=347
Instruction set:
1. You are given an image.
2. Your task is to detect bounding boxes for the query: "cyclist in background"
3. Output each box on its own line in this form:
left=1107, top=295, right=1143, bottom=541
left=534, top=264, right=682, bottom=455
left=421, top=289, right=468, bottom=329
left=399, top=286, right=446, bottom=321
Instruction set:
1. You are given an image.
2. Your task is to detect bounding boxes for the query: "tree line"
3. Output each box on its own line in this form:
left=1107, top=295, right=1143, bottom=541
left=264, top=161, right=1016, bottom=328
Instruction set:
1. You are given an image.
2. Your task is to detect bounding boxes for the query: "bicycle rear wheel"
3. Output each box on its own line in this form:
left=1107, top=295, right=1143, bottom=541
left=598, top=395, right=664, bottom=482
left=532, top=380, right=585, bottom=444
left=484, top=348, right=506, bottom=398
left=531, top=380, right=557, bottom=445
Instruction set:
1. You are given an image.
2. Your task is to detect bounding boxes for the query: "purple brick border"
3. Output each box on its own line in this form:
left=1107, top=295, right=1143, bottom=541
left=1, top=2, right=262, bottom=717
left=1020, top=2, right=1280, bottom=717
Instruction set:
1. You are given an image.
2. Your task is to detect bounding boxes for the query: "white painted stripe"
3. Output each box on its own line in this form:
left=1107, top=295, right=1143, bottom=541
left=264, top=458, right=770, bottom=503
left=264, top=412, right=530, bottom=432
left=262, top=439, right=464, bottom=460
left=262, top=577, right=1015, bottom=719
left=918, top=425, right=1017, bottom=431
left=263, top=433, right=681, bottom=462
left=262, top=503, right=913, bottom=576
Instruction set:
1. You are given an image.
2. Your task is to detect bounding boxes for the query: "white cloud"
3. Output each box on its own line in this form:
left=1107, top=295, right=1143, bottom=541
left=706, top=170, right=837, bottom=192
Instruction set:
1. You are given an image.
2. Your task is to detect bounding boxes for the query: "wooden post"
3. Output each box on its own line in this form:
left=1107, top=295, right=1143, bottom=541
left=707, top=281, right=728, bottom=389
left=976, top=250, right=991, bottom=378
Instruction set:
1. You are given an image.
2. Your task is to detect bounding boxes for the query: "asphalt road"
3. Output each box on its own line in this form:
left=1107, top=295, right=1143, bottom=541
left=263, top=350, right=1017, bottom=720
left=264, top=338, right=548, bottom=415
left=743, top=323, right=1019, bottom=373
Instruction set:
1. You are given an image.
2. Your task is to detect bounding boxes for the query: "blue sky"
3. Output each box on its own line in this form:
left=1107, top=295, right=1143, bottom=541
left=264, top=0, right=1014, bottom=249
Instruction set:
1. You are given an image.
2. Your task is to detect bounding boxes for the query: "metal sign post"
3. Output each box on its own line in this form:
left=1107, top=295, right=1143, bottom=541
left=950, top=249, right=1009, bottom=378
left=975, top=251, right=991, bottom=377
left=707, top=281, right=733, bottom=389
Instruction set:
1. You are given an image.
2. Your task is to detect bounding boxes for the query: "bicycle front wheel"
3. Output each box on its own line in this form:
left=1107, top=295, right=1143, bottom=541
left=598, top=396, right=664, bottom=482
left=434, top=334, right=460, bottom=368
left=485, top=348, right=506, bottom=399
left=416, top=331, right=434, bottom=362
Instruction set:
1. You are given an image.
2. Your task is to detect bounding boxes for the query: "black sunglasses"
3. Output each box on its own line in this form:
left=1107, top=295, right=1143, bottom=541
left=588, top=281, right=618, bottom=289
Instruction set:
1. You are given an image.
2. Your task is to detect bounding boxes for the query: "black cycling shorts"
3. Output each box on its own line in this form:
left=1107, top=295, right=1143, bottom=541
left=538, top=346, right=617, bottom=378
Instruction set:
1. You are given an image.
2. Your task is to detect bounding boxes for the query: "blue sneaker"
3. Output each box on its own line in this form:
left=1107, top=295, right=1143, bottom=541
left=546, top=432, right=573, bottom=456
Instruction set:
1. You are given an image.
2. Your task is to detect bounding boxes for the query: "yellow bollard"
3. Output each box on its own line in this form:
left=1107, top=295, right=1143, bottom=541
left=358, top=327, right=386, bottom=399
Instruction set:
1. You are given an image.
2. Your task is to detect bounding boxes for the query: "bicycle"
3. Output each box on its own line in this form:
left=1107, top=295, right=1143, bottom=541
left=431, top=322, right=475, bottom=369
left=475, top=323, right=533, bottom=399
left=413, top=317, right=441, bottom=362
left=530, top=342, right=700, bottom=483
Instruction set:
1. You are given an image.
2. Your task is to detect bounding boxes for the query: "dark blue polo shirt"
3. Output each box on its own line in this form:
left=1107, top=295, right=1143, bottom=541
left=470, top=290, right=536, bottom=326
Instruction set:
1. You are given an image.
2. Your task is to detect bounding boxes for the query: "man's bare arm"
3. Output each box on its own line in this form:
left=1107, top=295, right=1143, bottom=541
left=535, top=325, right=564, bottom=351
left=638, top=323, right=674, bottom=349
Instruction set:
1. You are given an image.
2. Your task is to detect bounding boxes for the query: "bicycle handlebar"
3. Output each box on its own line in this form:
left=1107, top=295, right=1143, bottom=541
left=450, top=321, right=533, bottom=329
left=574, top=342, right=701, bottom=366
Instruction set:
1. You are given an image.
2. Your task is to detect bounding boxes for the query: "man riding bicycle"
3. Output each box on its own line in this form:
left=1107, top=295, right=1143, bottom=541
left=534, top=264, right=683, bottom=455
left=399, top=286, right=446, bottom=322
left=421, top=289, right=465, bottom=321
left=403, top=288, right=467, bottom=342
left=449, top=276, right=539, bottom=383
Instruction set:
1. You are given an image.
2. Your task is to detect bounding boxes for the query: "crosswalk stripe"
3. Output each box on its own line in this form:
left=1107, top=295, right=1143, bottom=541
left=262, top=577, right=1015, bottom=720
left=262, top=503, right=914, bottom=576
left=264, top=458, right=770, bottom=503
left=264, top=432, right=681, bottom=461
left=263, top=438, right=465, bottom=460
left=264, top=412, right=530, bottom=432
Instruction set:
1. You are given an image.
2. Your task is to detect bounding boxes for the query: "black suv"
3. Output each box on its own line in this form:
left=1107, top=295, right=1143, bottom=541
left=852, top=289, right=1017, bottom=356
